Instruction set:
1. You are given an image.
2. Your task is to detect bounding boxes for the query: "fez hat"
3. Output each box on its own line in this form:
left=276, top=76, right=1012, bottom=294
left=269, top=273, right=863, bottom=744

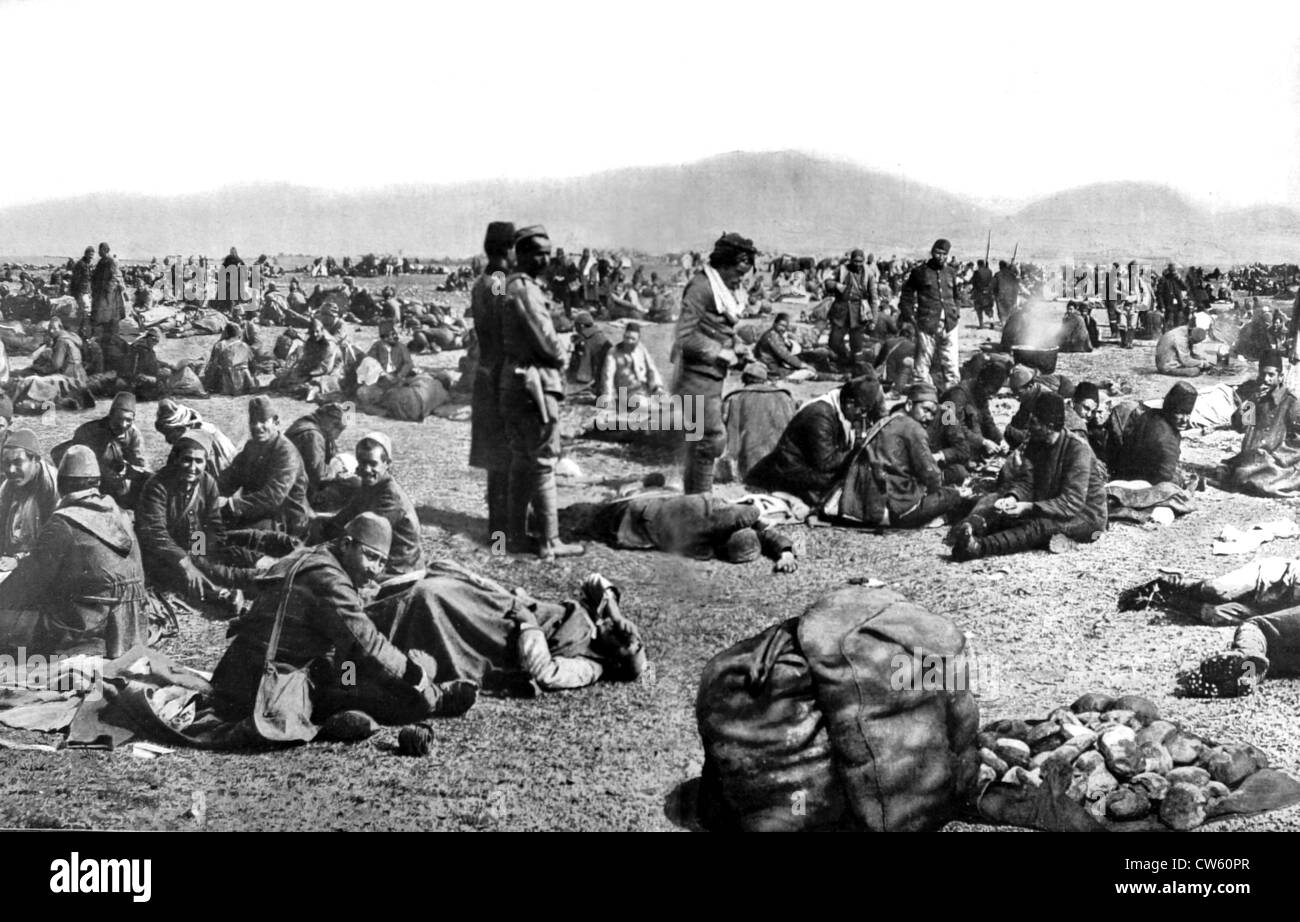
left=1163, top=381, right=1198, bottom=415
left=1261, top=349, right=1284, bottom=371
left=156, top=399, right=200, bottom=429
left=725, top=528, right=762, bottom=564
left=1009, top=365, right=1036, bottom=391
left=58, top=444, right=100, bottom=479
left=977, top=362, right=1009, bottom=393
left=1073, top=381, right=1101, bottom=405
left=484, top=221, right=517, bottom=252
left=906, top=382, right=939, bottom=404
left=319, top=400, right=354, bottom=422
left=932, top=238, right=952, bottom=253
left=111, top=391, right=137, bottom=413
left=574, top=311, right=595, bottom=327
left=3, top=429, right=40, bottom=457
left=357, top=430, right=393, bottom=459
left=1056, top=376, right=1076, bottom=400
left=344, top=512, right=392, bottom=558
left=1032, top=392, right=1066, bottom=430
left=248, top=395, right=276, bottom=422
left=1190, top=327, right=1208, bottom=344
left=513, top=225, right=549, bottom=248
left=741, top=362, right=769, bottom=382
left=841, top=376, right=882, bottom=409
left=850, top=248, right=865, bottom=260
left=174, top=428, right=214, bottom=455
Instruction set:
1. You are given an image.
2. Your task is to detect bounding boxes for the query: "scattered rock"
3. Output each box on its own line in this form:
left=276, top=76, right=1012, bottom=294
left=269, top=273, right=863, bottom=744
left=1099, top=709, right=1135, bottom=726
left=1059, top=725, right=1097, bottom=748
left=1027, top=721, right=1062, bottom=746
left=995, top=738, right=1031, bottom=768
left=1084, top=766, right=1120, bottom=800
left=984, top=719, right=1031, bottom=742
left=1160, top=783, right=1208, bottom=830
left=1045, top=743, right=1083, bottom=767
left=1135, top=721, right=1178, bottom=747
left=1166, top=732, right=1204, bottom=766
left=1074, top=750, right=1106, bottom=774
left=1048, top=707, right=1083, bottom=727
left=980, top=747, right=1009, bottom=775
left=1030, top=751, right=1054, bottom=769
left=1138, top=742, right=1174, bottom=776
left=1073, top=710, right=1101, bottom=727
left=1166, top=766, right=1212, bottom=788
left=977, top=732, right=1000, bottom=752
left=1132, top=772, right=1170, bottom=801
left=1204, top=747, right=1255, bottom=787
left=977, top=763, right=998, bottom=787
left=1205, top=781, right=1231, bottom=800
left=1110, top=695, right=1160, bottom=725
left=1106, top=786, right=1152, bottom=820
left=1098, top=726, right=1141, bottom=778
left=1072, top=692, right=1115, bottom=714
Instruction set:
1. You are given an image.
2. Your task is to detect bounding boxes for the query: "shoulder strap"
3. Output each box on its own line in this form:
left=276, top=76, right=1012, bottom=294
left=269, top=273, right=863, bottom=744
left=265, top=552, right=314, bottom=666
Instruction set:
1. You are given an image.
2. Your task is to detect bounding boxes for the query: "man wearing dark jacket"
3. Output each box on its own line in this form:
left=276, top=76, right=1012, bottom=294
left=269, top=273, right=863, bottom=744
left=754, top=313, right=812, bottom=377
left=209, top=514, right=475, bottom=725
left=746, top=377, right=884, bottom=504
left=284, top=402, right=353, bottom=508
left=870, top=383, right=971, bottom=527
left=1107, top=381, right=1196, bottom=486
left=69, top=390, right=150, bottom=509
left=971, top=259, right=995, bottom=329
left=826, top=249, right=878, bottom=364
left=930, top=363, right=1007, bottom=483
left=0, top=446, right=148, bottom=657
left=90, top=242, right=125, bottom=342
left=0, top=429, right=59, bottom=558
left=672, top=232, right=758, bottom=494
left=218, top=396, right=312, bottom=538
left=720, top=363, right=796, bottom=481
left=70, top=246, right=94, bottom=337
left=994, top=260, right=1019, bottom=322
left=468, top=221, right=515, bottom=539
left=898, top=239, right=961, bottom=390
left=321, top=432, right=423, bottom=576
left=950, top=393, right=1107, bottom=559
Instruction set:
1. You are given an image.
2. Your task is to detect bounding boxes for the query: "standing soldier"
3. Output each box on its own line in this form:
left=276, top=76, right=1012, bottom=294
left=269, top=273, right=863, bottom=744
left=994, top=259, right=1019, bottom=324
left=70, top=246, right=95, bottom=339
left=825, top=248, right=878, bottom=365
left=899, top=238, right=961, bottom=392
left=672, top=232, right=757, bottom=494
left=498, top=226, right=584, bottom=560
left=90, top=241, right=125, bottom=343
left=469, top=221, right=515, bottom=545
left=971, top=258, right=995, bottom=329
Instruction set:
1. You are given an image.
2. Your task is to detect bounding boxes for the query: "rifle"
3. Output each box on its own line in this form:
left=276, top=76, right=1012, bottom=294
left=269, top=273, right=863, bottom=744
left=1011, top=242, right=1019, bottom=263
left=985, top=230, right=991, bottom=265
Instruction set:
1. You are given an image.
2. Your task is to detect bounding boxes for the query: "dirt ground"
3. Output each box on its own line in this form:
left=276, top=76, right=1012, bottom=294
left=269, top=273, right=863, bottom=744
left=1, top=274, right=1298, bottom=832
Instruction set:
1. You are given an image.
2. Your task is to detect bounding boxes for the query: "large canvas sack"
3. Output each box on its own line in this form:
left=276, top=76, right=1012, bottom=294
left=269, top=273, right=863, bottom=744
left=696, top=619, right=845, bottom=831
left=799, top=586, right=981, bottom=831
left=384, top=374, right=449, bottom=421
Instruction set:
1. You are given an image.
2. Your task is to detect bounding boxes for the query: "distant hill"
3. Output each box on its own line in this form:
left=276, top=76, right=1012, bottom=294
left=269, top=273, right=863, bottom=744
left=1, top=151, right=1296, bottom=263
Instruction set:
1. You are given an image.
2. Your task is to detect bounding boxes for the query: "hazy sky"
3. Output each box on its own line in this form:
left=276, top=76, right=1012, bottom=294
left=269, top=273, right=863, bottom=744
left=4, top=0, right=1299, bottom=212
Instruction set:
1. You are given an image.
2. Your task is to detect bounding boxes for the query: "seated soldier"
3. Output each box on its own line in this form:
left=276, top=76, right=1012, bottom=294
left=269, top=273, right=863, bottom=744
left=203, top=323, right=256, bottom=396
left=753, top=313, right=814, bottom=380
left=1106, top=381, right=1197, bottom=486
left=930, top=362, right=1007, bottom=484
left=1070, top=381, right=1109, bottom=461
left=15, top=318, right=92, bottom=411
left=719, top=363, right=796, bottom=482
left=155, top=399, right=238, bottom=480
left=284, top=402, right=355, bottom=508
left=566, top=312, right=613, bottom=396
left=218, top=396, right=312, bottom=538
left=318, top=432, right=423, bottom=577
left=363, top=320, right=415, bottom=389
left=1155, top=325, right=1213, bottom=377
left=1122, top=558, right=1300, bottom=697
left=598, top=323, right=664, bottom=405
left=950, top=392, right=1107, bottom=560
left=0, top=429, right=59, bottom=558
left=273, top=317, right=342, bottom=400
left=68, top=391, right=150, bottom=510
left=366, top=567, right=647, bottom=695
left=867, top=383, right=973, bottom=527
left=208, top=513, right=477, bottom=725
left=407, top=301, right=466, bottom=354
left=1222, top=349, right=1300, bottom=495
left=591, top=491, right=798, bottom=573
left=0, top=446, right=148, bottom=657
left=1004, top=365, right=1086, bottom=449
left=123, top=328, right=173, bottom=398
left=135, top=430, right=251, bottom=609
left=746, top=377, right=885, bottom=505
left=606, top=280, right=646, bottom=320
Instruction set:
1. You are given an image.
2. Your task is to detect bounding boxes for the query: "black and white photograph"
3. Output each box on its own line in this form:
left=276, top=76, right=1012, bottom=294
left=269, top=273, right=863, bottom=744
left=1, top=0, right=1299, bottom=885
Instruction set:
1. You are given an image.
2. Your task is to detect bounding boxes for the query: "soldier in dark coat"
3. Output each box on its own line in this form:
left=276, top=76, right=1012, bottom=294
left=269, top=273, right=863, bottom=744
left=1223, top=350, right=1300, bottom=496
left=70, top=246, right=94, bottom=337
left=218, top=396, right=312, bottom=538
left=753, top=313, right=812, bottom=378
left=898, top=239, right=961, bottom=390
left=68, top=391, right=150, bottom=509
left=993, top=260, right=1019, bottom=322
left=672, top=232, right=758, bottom=494
left=209, top=514, right=476, bottom=725
left=720, top=363, right=797, bottom=481
left=468, top=222, right=515, bottom=540
left=498, top=226, right=584, bottom=560
left=284, top=402, right=353, bottom=508
left=0, top=446, right=148, bottom=657
left=970, top=259, right=996, bottom=329
left=746, top=377, right=884, bottom=504
left=950, top=393, right=1107, bottom=559
left=868, top=383, right=971, bottom=526
left=930, top=362, right=1007, bottom=483
left=826, top=249, right=878, bottom=364
left=90, top=242, right=125, bottom=342
left=0, top=429, right=59, bottom=558
left=320, top=432, right=423, bottom=576
left=1107, top=381, right=1196, bottom=486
